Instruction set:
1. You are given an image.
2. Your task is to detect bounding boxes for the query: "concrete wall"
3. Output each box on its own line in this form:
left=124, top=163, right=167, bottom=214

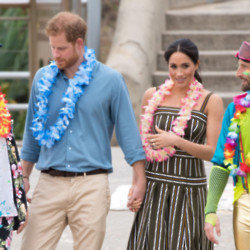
left=167, top=0, right=232, bottom=9
left=106, top=0, right=234, bottom=120
left=106, top=0, right=167, bottom=122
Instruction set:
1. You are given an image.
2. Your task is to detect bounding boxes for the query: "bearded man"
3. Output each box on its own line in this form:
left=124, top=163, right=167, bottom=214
left=205, top=41, right=250, bottom=250
left=20, top=12, right=146, bottom=250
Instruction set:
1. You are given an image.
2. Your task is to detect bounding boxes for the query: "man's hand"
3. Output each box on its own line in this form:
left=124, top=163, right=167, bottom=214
left=204, top=217, right=221, bottom=244
left=17, top=211, right=29, bottom=234
left=23, top=177, right=30, bottom=194
left=127, top=160, right=146, bottom=212
left=127, top=182, right=145, bottom=212
left=21, top=160, right=35, bottom=202
left=23, top=178, right=32, bottom=203
left=127, top=186, right=143, bottom=212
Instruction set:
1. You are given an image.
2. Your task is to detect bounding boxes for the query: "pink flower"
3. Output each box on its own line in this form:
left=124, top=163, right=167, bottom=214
left=140, top=79, right=203, bottom=162
left=12, top=164, right=18, bottom=179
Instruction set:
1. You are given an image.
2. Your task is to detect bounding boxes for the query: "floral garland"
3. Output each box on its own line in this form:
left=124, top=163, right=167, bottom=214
left=31, top=46, right=96, bottom=148
left=0, top=91, right=11, bottom=138
left=224, top=91, right=250, bottom=189
left=140, top=78, right=203, bottom=162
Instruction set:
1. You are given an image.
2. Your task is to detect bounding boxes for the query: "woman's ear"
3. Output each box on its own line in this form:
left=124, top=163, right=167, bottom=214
left=196, top=60, right=200, bottom=70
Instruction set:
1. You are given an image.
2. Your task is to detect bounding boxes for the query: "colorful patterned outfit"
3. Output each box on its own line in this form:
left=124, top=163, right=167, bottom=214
left=128, top=93, right=213, bottom=250
left=205, top=93, right=250, bottom=250
left=0, top=131, right=27, bottom=250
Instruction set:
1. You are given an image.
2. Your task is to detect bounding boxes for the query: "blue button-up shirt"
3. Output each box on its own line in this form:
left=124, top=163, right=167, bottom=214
left=21, top=61, right=145, bottom=172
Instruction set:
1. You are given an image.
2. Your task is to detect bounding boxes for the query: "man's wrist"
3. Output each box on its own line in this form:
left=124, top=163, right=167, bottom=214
left=23, top=175, right=29, bottom=180
left=205, top=213, right=217, bottom=226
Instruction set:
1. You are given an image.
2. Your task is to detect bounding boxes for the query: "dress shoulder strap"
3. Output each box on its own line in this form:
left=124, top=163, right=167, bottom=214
left=200, top=92, right=213, bottom=112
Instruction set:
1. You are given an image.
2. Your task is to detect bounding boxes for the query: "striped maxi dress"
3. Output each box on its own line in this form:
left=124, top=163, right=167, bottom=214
left=128, top=93, right=214, bottom=250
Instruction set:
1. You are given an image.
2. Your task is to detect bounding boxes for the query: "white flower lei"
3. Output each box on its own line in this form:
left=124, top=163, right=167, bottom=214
left=140, top=78, right=203, bottom=162
left=31, top=47, right=96, bottom=148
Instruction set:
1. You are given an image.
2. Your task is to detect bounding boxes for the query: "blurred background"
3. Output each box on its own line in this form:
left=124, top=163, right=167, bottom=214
left=0, top=0, right=249, bottom=143
left=0, top=0, right=118, bottom=139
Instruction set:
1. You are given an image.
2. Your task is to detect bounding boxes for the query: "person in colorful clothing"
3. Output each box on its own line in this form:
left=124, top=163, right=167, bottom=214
left=0, top=43, right=27, bottom=250
left=205, top=41, right=250, bottom=250
left=20, top=12, right=146, bottom=250
left=127, top=38, right=224, bottom=249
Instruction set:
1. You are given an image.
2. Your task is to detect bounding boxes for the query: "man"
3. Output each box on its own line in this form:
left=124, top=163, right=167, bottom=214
left=204, top=41, right=250, bottom=249
left=20, top=12, right=146, bottom=250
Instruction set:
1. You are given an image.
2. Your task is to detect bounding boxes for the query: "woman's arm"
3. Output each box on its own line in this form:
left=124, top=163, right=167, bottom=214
left=149, top=94, right=224, bottom=161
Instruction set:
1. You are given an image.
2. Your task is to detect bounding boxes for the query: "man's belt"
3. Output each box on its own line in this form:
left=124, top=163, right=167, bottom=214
left=41, top=168, right=108, bottom=177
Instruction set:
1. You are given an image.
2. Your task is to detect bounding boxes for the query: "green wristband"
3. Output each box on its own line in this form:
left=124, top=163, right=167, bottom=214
left=205, top=213, right=217, bottom=227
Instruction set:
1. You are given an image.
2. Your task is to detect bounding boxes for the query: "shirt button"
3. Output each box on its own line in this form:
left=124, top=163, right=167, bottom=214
left=67, top=164, right=71, bottom=168
left=70, top=130, right=73, bottom=134
left=69, top=147, right=71, bottom=150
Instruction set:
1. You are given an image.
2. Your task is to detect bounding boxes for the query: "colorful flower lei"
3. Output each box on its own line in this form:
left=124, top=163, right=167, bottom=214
left=140, top=78, right=203, bottom=162
left=0, top=91, right=11, bottom=138
left=31, top=46, right=96, bottom=148
left=223, top=91, right=250, bottom=189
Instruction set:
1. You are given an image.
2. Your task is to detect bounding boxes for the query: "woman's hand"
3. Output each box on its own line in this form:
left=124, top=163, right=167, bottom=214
left=147, top=126, right=179, bottom=149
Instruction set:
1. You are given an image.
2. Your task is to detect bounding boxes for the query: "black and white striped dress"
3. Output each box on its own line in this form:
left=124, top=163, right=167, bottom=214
left=128, top=93, right=213, bottom=250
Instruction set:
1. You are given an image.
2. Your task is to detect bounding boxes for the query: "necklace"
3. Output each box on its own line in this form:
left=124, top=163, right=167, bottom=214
left=224, top=91, right=250, bottom=189
left=140, top=78, right=203, bottom=162
left=0, top=91, right=11, bottom=138
left=31, top=47, right=96, bottom=148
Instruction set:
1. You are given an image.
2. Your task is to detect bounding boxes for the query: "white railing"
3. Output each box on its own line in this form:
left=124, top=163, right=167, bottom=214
left=7, top=103, right=28, bottom=111
left=0, top=72, right=29, bottom=111
left=0, top=71, right=30, bottom=79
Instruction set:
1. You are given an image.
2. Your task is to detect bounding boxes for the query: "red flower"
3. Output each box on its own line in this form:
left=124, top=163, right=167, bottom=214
left=240, top=163, right=250, bottom=173
left=224, top=143, right=234, bottom=151
left=235, top=105, right=246, bottom=113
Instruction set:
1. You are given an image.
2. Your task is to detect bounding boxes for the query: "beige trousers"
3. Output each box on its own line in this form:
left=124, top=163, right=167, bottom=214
left=233, top=192, right=250, bottom=250
left=21, top=172, right=110, bottom=250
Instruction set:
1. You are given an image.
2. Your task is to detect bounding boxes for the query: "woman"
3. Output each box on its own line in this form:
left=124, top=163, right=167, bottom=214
left=127, top=39, right=224, bottom=249
left=0, top=84, right=27, bottom=247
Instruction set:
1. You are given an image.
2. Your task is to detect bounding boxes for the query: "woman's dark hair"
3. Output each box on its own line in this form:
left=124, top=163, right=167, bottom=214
left=164, top=39, right=202, bottom=83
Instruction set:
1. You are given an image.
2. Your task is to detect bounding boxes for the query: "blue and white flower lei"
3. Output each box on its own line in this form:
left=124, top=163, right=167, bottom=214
left=31, top=46, right=96, bottom=148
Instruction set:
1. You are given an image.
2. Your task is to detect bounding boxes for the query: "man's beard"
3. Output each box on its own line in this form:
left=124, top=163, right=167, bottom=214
left=241, top=78, right=250, bottom=91
left=55, top=51, right=79, bottom=70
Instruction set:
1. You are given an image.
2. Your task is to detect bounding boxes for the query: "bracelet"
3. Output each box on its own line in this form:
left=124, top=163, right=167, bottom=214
left=205, top=213, right=217, bottom=226
left=23, top=176, right=29, bottom=180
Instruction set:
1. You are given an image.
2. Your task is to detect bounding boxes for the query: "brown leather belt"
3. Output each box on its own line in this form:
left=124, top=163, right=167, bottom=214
left=41, top=168, right=108, bottom=177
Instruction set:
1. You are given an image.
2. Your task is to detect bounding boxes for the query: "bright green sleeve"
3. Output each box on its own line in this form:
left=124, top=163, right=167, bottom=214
left=205, top=165, right=230, bottom=215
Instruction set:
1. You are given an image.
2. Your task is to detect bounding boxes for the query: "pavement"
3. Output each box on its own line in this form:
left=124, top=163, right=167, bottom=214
left=11, top=147, right=235, bottom=250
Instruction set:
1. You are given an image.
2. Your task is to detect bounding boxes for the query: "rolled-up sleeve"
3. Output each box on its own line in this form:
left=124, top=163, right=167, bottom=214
left=21, top=70, right=42, bottom=162
left=111, top=73, right=145, bottom=165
